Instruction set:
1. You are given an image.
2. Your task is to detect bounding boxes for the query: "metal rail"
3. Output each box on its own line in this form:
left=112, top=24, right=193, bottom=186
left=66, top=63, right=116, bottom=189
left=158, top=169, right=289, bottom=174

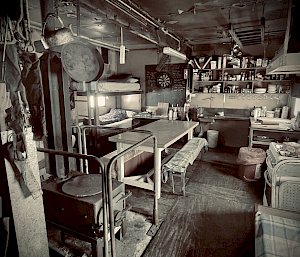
left=38, top=129, right=158, bottom=257
left=81, top=125, right=128, bottom=173
left=71, top=125, right=83, bottom=172
left=36, top=148, right=110, bottom=257
left=106, top=129, right=158, bottom=257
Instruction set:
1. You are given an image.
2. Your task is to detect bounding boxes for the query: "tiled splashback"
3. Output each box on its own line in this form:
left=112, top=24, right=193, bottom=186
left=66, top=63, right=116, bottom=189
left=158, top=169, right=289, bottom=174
left=190, top=93, right=289, bottom=111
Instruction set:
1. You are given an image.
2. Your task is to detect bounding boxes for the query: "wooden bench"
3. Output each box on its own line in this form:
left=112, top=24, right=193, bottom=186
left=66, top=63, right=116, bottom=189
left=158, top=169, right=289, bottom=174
left=162, top=138, right=208, bottom=196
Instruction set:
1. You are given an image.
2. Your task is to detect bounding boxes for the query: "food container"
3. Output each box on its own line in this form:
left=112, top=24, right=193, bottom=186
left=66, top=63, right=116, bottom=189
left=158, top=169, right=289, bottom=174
left=266, top=111, right=275, bottom=118
left=281, top=106, right=289, bottom=119
left=261, top=106, right=267, bottom=117
left=274, top=108, right=281, bottom=118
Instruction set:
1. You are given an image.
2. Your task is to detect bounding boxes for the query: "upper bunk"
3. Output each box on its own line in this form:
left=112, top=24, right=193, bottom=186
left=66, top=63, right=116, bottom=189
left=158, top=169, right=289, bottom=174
left=75, top=73, right=142, bottom=96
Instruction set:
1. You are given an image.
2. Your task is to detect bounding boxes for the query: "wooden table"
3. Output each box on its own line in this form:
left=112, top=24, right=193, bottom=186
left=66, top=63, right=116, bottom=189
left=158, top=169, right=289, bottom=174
left=109, top=120, right=199, bottom=199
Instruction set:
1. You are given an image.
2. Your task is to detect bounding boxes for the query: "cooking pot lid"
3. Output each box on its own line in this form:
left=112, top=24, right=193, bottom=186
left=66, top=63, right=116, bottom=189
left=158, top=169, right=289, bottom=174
left=62, top=174, right=103, bottom=197
left=61, top=40, right=104, bottom=82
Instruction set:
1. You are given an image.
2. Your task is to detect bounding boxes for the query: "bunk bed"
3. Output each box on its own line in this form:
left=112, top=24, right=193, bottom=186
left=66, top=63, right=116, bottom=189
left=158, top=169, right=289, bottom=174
left=73, top=77, right=154, bottom=177
left=75, top=77, right=142, bottom=127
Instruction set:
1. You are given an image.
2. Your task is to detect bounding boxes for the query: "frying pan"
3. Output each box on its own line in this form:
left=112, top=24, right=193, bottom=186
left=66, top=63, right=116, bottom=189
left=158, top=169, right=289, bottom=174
left=61, top=39, right=104, bottom=82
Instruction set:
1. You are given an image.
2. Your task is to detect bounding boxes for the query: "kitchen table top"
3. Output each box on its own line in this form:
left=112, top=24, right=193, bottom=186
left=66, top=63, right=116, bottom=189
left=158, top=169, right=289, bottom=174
left=109, top=120, right=199, bottom=149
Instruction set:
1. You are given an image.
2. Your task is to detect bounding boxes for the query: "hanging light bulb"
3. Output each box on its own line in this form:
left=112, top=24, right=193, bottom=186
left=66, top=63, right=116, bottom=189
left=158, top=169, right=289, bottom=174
left=120, top=27, right=125, bottom=64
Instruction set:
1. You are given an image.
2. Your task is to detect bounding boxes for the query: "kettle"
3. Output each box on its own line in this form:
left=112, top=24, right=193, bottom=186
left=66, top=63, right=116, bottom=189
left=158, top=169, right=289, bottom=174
left=41, top=13, right=74, bottom=49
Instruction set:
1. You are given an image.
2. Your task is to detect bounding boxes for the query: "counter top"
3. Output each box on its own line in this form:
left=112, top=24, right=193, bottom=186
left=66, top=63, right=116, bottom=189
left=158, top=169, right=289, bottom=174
left=133, top=114, right=168, bottom=119
left=199, top=115, right=250, bottom=121
left=250, top=117, right=294, bottom=131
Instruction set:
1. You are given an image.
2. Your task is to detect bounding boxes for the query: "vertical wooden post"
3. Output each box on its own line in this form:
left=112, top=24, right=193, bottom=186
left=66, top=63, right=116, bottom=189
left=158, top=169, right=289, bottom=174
left=1, top=130, right=49, bottom=257
left=40, top=52, right=75, bottom=177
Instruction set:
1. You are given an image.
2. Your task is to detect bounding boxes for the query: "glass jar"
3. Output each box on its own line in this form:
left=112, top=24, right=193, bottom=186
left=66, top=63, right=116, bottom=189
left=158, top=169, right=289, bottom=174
left=274, top=107, right=281, bottom=118
left=261, top=106, right=267, bottom=117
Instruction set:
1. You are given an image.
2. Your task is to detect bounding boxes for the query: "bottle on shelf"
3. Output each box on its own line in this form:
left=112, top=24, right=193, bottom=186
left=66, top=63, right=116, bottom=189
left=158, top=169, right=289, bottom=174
left=168, top=105, right=173, bottom=120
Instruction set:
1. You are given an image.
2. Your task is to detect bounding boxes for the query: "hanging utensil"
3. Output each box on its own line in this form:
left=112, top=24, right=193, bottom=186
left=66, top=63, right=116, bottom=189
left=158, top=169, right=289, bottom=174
left=41, top=13, right=74, bottom=49
left=0, top=20, right=12, bottom=131
left=61, top=40, right=104, bottom=82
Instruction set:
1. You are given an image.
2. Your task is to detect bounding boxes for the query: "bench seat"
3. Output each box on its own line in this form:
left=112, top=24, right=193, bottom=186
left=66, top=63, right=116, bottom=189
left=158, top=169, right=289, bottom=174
left=162, top=138, right=208, bottom=195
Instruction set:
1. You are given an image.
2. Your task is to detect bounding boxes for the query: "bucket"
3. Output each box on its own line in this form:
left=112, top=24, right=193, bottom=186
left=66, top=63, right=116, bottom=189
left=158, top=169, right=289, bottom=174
left=207, top=130, right=219, bottom=148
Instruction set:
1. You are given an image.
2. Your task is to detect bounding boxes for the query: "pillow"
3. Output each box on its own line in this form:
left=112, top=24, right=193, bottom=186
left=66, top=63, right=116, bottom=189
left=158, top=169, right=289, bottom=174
left=107, top=73, right=132, bottom=82
left=98, top=109, right=127, bottom=123
left=126, top=110, right=137, bottom=118
left=127, top=77, right=139, bottom=83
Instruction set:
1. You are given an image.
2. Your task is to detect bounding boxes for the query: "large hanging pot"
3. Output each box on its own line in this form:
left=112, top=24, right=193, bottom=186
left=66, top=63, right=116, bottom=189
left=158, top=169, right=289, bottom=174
left=41, top=13, right=74, bottom=49
left=61, top=40, right=104, bottom=82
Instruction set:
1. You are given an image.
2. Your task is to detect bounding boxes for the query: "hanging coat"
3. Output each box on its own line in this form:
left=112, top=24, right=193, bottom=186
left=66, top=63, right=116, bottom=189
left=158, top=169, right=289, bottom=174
left=2, top=44, right=28, bottom=135
left=20, top=51, right=46, bottom=140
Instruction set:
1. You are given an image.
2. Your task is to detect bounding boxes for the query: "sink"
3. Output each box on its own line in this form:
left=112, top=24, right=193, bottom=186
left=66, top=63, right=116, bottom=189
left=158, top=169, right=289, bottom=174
left=199, top=116, right=215, bottom=123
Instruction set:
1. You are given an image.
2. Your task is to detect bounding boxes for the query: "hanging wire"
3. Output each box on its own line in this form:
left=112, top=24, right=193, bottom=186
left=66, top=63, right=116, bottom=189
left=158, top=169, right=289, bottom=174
left=261, top=1, right=266, bottom=58
left=76, top=0, right=80, bottom=36
left=1, top=20, right=8, bottom=82
left=15, top=0, right=35, bottom=52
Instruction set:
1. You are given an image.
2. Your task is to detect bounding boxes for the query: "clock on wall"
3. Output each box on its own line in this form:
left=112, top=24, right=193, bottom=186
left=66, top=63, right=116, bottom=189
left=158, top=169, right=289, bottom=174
left=156, top=72, right=172, bottom=88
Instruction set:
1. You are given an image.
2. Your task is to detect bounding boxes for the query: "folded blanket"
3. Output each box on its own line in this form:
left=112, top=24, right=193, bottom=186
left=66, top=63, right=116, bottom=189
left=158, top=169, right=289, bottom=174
left=83, top=108, right=136, bottom=125
left=162, top=138, right=208, bottom=174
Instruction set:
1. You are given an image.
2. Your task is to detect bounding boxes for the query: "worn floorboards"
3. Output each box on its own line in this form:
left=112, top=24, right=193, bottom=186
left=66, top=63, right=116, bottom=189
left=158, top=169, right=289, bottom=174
left=141, top=147, right=264, bottom=257
left=48, top=146, right=265, bottom=257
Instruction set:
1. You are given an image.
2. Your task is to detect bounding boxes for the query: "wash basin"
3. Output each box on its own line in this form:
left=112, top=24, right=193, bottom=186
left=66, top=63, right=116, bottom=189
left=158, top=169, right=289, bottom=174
left=199, top=116, right=215, bottom=123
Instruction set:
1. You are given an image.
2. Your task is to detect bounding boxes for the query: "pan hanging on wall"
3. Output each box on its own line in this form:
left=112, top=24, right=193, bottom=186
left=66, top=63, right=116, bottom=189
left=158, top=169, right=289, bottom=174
left=61, top=40, right=104, bottom=82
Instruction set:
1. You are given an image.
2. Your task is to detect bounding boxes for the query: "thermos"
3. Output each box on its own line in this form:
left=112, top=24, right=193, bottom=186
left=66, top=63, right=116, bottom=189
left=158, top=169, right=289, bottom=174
left=281, top=106, right=289, bottom=119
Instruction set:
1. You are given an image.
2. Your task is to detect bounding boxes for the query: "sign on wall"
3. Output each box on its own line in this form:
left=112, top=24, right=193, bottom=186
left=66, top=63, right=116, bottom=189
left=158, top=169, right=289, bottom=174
left=145, top=63, right=187, bottom=92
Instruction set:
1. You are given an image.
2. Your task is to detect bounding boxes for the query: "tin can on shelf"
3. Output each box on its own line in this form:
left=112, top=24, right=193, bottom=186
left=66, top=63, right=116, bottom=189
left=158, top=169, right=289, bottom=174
left=266, top=111, right=275, bottom=118
left=274, top=107, right=281, bottom=118
left=261, top=106, right=267, bottom=117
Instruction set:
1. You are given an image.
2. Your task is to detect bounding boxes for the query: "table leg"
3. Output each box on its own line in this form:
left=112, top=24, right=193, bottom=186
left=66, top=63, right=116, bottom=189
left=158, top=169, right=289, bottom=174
left=154, top=149, right=162, bottom=199
left=116, top=142, right=125, bottom=182
left=187, top=129, right=194, bottom=140
left=249, top=128, right=253, bottom=147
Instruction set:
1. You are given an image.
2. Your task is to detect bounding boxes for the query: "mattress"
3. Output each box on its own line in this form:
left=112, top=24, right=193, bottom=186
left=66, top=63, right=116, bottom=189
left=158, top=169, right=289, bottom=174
left=95, top=81, right=141, bottom=92
left=83, top=109, right=136, bottom=128
left=102, top=117, right=132, bottom=128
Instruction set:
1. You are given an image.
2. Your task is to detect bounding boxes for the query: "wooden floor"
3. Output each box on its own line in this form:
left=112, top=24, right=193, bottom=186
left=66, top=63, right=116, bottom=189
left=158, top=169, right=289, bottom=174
left=139, top=146, right=264, bottom=257
left=47, top=146, right=265, bottom=257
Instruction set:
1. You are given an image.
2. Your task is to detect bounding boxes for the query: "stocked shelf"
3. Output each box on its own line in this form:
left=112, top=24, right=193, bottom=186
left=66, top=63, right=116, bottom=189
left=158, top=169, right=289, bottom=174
left=248, top=124, right=300, bottom=147
left=191, top=66, right=292, bottom=94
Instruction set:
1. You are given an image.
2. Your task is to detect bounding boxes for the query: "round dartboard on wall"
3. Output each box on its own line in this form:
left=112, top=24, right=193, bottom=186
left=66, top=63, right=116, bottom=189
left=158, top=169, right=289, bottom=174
left=156, top=72, right=172, bottom=88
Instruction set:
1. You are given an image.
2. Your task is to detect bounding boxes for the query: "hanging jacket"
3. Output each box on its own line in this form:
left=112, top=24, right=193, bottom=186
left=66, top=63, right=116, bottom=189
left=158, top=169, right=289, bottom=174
left=20, top=51, right=46, bottom=140
left=2, top=44, right=28, bottom=135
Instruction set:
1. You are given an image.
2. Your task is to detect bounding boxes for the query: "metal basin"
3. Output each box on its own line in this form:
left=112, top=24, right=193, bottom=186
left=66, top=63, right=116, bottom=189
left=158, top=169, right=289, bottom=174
left=199, top=116, right=215, bottom=123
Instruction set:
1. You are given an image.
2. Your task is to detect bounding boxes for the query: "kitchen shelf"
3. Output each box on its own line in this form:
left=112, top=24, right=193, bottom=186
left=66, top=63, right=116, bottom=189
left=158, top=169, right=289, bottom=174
left=249, top=123, right=300, bottom=147
left=251, top=140, right=272, bottom=146
left=191, top=66, right=292, bottom=94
